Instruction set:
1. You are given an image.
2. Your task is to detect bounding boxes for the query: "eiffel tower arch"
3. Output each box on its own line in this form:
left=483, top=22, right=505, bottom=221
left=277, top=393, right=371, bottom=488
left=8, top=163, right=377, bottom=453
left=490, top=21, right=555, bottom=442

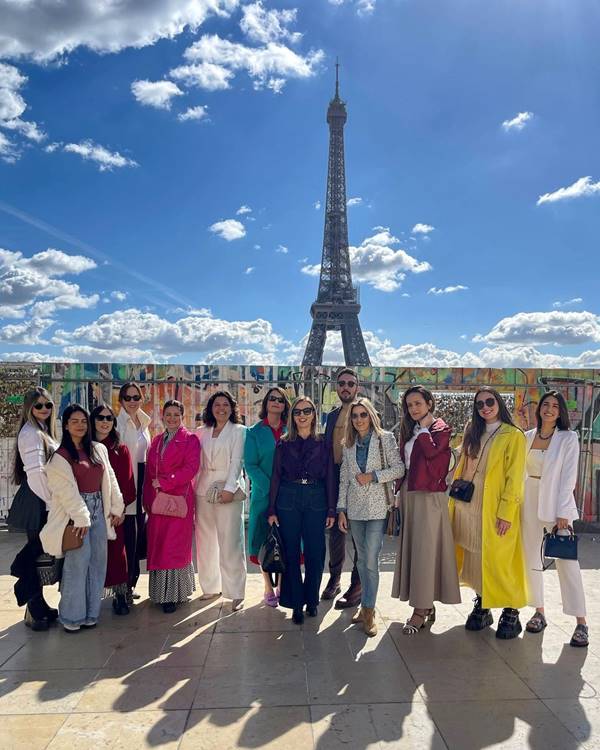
left=302, top=64, right=371, bottom=368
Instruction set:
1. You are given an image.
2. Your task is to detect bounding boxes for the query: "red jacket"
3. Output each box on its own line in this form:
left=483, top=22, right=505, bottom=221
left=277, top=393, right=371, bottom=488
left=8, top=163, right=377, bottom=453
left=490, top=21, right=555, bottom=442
left=102, top=438, right=137, bottom=506
left=399, top=418, right=452, bottom=493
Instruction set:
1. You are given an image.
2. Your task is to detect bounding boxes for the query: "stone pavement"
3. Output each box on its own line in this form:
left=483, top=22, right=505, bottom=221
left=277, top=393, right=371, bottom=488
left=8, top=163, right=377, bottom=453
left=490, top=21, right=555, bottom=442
left=0, top=528, right=599, bottom=750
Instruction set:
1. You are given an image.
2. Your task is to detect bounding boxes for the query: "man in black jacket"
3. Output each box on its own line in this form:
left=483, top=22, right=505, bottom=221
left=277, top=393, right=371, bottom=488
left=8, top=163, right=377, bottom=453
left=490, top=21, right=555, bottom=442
left=321, top=368, right=362, bottom=608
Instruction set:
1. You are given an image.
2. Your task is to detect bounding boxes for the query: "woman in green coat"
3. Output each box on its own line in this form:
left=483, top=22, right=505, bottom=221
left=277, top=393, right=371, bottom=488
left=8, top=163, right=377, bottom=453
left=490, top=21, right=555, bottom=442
left=245, top=386, right=290, bottom=606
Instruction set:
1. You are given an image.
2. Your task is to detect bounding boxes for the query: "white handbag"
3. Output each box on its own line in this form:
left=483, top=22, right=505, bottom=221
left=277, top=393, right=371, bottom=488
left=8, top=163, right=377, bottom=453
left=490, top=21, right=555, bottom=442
left=207, top=481, right=246, bottom=504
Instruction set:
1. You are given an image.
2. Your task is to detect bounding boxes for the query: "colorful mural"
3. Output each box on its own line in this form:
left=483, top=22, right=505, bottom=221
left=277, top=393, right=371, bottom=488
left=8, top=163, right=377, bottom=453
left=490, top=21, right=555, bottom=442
left=1, top=363, right=599, bottom=522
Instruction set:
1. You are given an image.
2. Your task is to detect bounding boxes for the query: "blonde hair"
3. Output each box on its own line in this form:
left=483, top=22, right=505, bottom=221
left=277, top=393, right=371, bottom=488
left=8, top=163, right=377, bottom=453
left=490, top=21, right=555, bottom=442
left=284, top=396, right=320, bottom=441
left=13, top=387, right=58, bottom=484
left=344, top=397, right=383, bottom=448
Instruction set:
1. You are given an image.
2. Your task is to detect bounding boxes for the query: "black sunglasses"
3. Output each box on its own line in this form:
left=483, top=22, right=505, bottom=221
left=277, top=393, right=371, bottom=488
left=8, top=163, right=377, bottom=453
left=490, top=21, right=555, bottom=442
left=95, top=414, right=114, bottom=422
left=292, top=407, right=314, bottom=416
left=476, top=397, right=496, bottom=410
left=351, top=411, right=369, bottom=420
left=122, top=395, right=142, bottom=402
left=33, top=402, right=53, bottom=410
left=338, top=380, right=357, bottom=388
left=268, top=395, right=286, bottom=404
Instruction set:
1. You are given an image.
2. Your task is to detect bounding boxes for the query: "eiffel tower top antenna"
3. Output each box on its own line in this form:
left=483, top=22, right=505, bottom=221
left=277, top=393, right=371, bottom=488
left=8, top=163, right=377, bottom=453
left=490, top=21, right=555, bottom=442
left=335, top=57, right=340, bottom=98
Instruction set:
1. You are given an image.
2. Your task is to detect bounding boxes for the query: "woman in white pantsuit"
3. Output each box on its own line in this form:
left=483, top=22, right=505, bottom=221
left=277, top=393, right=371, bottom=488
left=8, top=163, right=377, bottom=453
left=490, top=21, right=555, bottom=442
left=195, top=391, right=247, bottom=612
left=521, top=390, right=588, bottom=647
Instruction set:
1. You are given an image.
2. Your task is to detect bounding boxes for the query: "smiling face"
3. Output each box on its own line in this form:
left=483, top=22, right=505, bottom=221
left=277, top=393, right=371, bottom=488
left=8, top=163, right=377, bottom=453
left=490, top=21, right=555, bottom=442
left=121, top=386, right=142, bottom=416
left=266, top=389, right=286, bottom=418
left=66, top=410, right=89, bottom=443
left=212, top=396, right=232, bottom=424
left=539, top=395, right=560, bottom=427
left=475, top=391, right=500, bottom=423
left=163, top=405, right=183, bottom=432
left=94, top=407, right=114, bottom=439
left=351, top=404, right=372, bottom=436
left=405, top=392, right=432, bottom=423
left=292, top=399, right=315, bottom=432
left=31, top=397, right=53, bottom=425
left=336, top=375, right=358, bottom=404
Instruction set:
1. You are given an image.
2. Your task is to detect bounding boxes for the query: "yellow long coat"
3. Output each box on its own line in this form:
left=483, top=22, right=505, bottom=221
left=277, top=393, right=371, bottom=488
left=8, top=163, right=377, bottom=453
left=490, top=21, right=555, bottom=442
left=449, top=424, right=529, bottom=609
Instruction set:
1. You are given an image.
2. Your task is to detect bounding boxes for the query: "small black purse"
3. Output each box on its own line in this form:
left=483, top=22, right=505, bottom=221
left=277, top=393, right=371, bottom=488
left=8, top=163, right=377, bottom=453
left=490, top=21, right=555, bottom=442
left=540, top=525, right=578, bottom=570
left=449, top=427, right=501, bottom=502
left=258, top=523, right=286, bottom=587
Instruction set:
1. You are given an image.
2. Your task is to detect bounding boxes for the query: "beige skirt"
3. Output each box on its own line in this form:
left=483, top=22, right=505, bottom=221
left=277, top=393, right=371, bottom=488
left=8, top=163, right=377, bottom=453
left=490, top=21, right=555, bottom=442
left=392, top=487, right=461, bottom=608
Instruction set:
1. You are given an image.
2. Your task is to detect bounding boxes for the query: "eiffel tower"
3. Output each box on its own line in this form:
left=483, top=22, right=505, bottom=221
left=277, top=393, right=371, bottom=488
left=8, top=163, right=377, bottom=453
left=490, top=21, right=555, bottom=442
left=302, top=64, right=371, bottom=367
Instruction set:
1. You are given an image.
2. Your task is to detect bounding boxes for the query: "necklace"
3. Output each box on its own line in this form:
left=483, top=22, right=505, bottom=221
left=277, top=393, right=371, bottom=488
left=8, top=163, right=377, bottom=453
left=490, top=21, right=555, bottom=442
left=537, top=428, right=555, bottom=440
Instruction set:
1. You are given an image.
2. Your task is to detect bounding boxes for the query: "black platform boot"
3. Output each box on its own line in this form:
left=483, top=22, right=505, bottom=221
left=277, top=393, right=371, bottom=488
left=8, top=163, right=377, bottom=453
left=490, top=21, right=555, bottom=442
left=465, top=595, right=493, bottom=631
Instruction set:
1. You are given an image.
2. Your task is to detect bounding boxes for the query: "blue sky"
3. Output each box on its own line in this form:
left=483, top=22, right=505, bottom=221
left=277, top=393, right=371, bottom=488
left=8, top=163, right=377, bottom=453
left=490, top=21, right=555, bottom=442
left=1, top=0, right=600, bottom=367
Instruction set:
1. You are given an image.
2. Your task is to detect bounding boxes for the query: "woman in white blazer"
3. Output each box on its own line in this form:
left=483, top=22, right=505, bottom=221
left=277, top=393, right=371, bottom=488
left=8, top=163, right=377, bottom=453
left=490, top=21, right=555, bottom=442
left=116, top=382, right=151, bottom=602
left=337, top=398, right=404, bottom=636
left=195, top=391, right=247, bottom=612
left=521, top=390, right=588, bottom=647
left=41, top=404, right=124, bottom=632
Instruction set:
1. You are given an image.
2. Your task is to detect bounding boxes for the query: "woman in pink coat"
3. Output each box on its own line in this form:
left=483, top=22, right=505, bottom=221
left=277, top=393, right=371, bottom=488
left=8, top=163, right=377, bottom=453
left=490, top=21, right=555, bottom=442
left=143, top=400, right=201, bottom=613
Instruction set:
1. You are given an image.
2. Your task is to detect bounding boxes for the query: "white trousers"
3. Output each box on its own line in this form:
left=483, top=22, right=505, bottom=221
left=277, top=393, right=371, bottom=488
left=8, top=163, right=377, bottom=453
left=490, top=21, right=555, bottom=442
left=521, top=481, right=586, bottom=617
left=195, top=496, right=246, bottom=600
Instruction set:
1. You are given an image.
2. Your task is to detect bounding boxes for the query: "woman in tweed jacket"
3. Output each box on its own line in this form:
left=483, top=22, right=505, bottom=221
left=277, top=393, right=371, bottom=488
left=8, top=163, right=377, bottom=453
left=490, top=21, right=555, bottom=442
left=337, top=398, right=404, bottom=636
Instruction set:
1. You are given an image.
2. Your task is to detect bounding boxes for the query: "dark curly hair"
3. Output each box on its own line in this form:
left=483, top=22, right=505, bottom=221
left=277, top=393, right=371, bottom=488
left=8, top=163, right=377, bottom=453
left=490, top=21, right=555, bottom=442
left=202, top=390, right=241, bottom=427
left=53, top=404, right=101, bottom=465
left=258, top=386, right=290, bottom=424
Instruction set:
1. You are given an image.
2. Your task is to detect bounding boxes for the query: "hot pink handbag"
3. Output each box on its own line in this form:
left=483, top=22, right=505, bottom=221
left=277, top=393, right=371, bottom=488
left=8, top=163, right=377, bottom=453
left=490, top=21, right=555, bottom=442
left=151, top=441, right=188, bottom=518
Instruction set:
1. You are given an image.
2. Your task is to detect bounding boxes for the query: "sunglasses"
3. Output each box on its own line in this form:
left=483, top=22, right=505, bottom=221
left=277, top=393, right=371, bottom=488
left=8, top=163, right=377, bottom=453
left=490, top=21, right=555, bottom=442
left=476, top=398, right=496, bottom=410
left=292, top=407, right=314, bottom=416
left=122, top=395, right=142, bottom=402
left=268, top=395, right=286, bottom=404
left=338, top=380, right=357, bottom=388
left=33, top=402, right=53, bottom=410
left=95, top=415, right=114, bottom=422
left=351, top=411, right=369, bottom=420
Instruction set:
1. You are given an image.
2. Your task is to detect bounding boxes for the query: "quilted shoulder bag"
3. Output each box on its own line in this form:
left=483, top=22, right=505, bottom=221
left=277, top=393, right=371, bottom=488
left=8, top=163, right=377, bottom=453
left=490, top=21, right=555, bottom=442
left=449, top=426, right=501, bottom=502
left=540, top=525, right=578, bottom=571
left=151, top=441, right=188, bottom=518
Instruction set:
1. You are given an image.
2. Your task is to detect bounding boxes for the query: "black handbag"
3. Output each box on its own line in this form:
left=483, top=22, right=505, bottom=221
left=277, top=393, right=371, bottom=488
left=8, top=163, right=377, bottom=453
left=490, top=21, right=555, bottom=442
left=385, top=507, right=402, bottom=537
left=258, top=523, right=286, bottom=587
left=35, top=553, right=63, bottom=586
left=449, top=426, right=501, bottom=502
left=540, top=525, right=578, bottom=570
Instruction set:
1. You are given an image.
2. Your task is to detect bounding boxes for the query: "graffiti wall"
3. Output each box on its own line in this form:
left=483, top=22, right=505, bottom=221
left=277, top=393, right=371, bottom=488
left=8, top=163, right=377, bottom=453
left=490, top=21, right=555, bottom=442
left=1, top=363, right=599, bottom=522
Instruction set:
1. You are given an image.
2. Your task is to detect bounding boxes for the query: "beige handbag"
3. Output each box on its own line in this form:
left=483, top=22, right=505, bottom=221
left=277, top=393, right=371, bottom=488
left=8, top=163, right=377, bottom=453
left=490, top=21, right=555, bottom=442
left=207, top=481, right=246, bottom=504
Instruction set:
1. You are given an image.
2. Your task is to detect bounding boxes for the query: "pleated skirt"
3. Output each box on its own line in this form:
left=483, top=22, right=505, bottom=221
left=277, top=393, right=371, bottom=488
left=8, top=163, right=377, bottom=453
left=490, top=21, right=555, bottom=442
left=392, top=487, right=461, bottom=608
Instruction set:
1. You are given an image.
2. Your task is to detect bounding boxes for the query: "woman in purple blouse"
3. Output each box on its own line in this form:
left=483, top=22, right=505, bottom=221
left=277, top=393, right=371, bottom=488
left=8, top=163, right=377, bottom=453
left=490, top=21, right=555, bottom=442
left=268, top=396, right=336, bottom=624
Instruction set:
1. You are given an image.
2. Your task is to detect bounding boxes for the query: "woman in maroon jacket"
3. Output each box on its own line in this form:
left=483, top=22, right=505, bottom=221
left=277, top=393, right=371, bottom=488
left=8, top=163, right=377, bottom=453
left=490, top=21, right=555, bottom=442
left=91, top=404, right=137, bottom=615
left=391, top=386, right=461, bottom=634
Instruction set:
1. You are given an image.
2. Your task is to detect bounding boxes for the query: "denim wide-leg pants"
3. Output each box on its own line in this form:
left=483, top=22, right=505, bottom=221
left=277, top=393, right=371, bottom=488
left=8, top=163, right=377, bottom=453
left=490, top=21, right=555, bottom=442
left=350, top=518, right=387, bottom=609
left=59, top=491, right=108, bottom=627
left=277, top=481, right=327, bottom=611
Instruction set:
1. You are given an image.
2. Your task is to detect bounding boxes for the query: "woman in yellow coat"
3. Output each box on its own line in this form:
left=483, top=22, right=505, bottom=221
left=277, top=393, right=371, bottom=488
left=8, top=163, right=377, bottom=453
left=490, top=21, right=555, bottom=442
left=449, top=387, right=528, bottom=639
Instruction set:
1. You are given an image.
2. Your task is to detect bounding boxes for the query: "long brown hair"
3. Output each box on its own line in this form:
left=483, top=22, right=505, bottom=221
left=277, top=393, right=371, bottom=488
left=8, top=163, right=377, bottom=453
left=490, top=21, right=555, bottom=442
left=536, top=390, right=571, bottom=431
left=399, top=386, right=435, bottom=445
left=462, top=387, right=516, bottom=459
left=13, top=387, right=58, bottom=485
left=284, top=396, right=320, bottom=441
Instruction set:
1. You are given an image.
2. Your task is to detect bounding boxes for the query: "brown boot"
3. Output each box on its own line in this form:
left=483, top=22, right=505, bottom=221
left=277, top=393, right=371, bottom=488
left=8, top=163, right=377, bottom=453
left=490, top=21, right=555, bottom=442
left=351, top=607, right=365, bottom=624
left=363, top=607, right=377, bottom=637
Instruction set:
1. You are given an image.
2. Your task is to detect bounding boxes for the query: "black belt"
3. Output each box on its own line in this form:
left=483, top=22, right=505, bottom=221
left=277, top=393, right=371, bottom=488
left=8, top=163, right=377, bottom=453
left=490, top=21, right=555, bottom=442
left=292, top=479, right=321, bottom=485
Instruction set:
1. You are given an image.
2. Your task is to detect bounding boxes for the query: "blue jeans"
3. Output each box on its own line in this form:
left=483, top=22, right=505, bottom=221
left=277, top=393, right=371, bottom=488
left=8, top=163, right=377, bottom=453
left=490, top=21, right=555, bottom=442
left=59, top=491, right=107, bottom=627
left=350, top=518, right=387, bottom=608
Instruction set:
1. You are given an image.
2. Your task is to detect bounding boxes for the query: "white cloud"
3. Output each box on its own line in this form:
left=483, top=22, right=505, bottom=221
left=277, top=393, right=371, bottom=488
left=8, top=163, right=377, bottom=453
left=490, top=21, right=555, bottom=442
left=236, top=205, right=252, bottom=215
left=552, top=297, right=583, bottom=309
left=302, top=228, right=431, bottom=293
left=0, top=0, right=240, bottom=62
left=244, top=266, right=255, bottom=274
left=169, top=62, right=235, bottom=91
left=428, top=285, right=468, bottom=295
left=412, top=223, right=435, bottom=235
left=63, top=140, right=138, bottom=171
left=110, top=290, right=128, bottom=301
left=314, top=200, right=321, bottom=210
left=0, top=130, right=18, bottom=163
left=0, top=62, right=46, bottom=159
left=209, top=219, right=246, bottom=241
left=131, top=79, right=183, bottom=110
left=275, top=244, right=288, bottom=254
left=177, top=104, right=208, bottom=122
left=474, top=310, right=600, bottom=346
left=240, top=2, right=302, bottom=45
left=347, top=196, right=362, bottom=207
left=537, top=176, right=600, bottom=206
left=204, top=347, right=273, bottom=364
left=62, top=345, right=159, bottom=363
left=502, top=111, right=534, bottom=132
left=0, top=351, right=77, bottom=363
left=0, top=315, right=55, bottom=345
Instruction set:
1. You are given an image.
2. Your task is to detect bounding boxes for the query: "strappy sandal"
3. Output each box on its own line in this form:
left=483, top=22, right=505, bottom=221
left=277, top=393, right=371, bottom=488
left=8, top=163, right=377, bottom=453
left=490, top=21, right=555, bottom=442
left=402, top=608, right=435, bottom=635
left=570, top=624, right=589, bottom=648
left=525, top=611, right=547, bottom=634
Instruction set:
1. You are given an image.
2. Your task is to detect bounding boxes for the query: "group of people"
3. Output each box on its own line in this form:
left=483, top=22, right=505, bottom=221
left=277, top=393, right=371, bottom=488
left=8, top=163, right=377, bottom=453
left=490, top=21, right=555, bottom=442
left=7, top=369, right=588, bottom=648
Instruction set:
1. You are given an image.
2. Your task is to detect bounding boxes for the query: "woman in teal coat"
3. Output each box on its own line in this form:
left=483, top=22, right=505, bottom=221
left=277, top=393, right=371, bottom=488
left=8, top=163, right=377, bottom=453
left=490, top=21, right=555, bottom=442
left=245, top=386, right=290, bottom=606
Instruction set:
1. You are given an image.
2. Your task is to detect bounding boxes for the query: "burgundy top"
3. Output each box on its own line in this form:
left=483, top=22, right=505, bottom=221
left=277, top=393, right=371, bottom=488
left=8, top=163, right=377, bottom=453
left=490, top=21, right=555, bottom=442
left=399, top=418, right=452, bottom=493
left=58, top=447, right=104, bottom=493
left=101, top=438, right=136, bottom=506
left=268, top=437, right=336, bottom=517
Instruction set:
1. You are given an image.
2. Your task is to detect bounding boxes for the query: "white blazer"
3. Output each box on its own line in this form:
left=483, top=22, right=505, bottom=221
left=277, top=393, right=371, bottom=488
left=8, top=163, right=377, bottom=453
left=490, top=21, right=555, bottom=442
left=40, top=442, right=125, bottom=558
left=195, top=421, right=247, bottom=498
left=525, top=428, right=580, bottom=523
left=116, top=407, right=151, bottom=516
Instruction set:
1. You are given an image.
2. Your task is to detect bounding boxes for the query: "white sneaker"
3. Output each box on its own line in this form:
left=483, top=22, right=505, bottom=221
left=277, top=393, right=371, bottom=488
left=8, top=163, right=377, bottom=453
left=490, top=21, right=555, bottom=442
left=232, top=599, right=244, bottom=612
left=63, top=623, right=80, bottom=632
left=81, top=620, right=97, bottom=628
